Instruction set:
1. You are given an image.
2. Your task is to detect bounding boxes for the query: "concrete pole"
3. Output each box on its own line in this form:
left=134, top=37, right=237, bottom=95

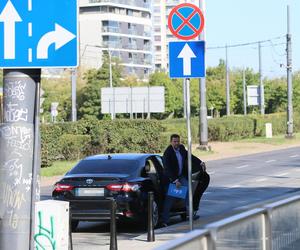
left=286, top=5, right=293, bottom=137
left=243, top=68, right=247, bottom=115
left=258, top=42, right=265, bottom=115
left=226, top=45, right=230, bottom=116
left=71, top=68, right=77, bottom=122
left=0, top=69, right=41, bottom=250
left=198, top=0, right=209, bottom=149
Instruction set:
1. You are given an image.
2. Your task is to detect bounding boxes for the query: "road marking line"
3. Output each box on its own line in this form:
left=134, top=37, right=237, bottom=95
left=236, top=164, right=249, bottom=169
left=276, top=172, right=289, bottom=177
left=290, top=154, right=299, bottom=158
left=28, top=23, right=32, bottom=37
left=208, top=171, right=215, bottom=175
left=230, top=185, right=241, bottom=188
left=28, top=0, right=32, bottom=11
left=28, top=48, right=32, bottom=62
left=265, top=160, right=276, bottom=163
left=203, top=192, right=211, bottom=195
left=256, top=178, right=267, bottom=182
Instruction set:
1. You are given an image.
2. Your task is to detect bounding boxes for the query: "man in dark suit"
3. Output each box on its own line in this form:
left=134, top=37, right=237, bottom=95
left=161, top=134, right=210, bottom=226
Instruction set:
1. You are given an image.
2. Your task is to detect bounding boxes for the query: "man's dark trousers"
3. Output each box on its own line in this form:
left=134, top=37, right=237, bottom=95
left=193, top=172, right=210, bottom=211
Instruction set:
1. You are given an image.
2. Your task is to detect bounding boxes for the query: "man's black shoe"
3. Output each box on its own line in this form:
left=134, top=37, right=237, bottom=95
left=161, top=223, right=168, bottom=227
left=193, top=214, right=200, bottom=220
left=193, top=211, right=200, bottom=220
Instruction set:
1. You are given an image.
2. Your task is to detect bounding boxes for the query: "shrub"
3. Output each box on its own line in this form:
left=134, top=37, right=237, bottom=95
left=41, top=119, right=165, bottom=167
left=59, top=134, right=91, bottom=160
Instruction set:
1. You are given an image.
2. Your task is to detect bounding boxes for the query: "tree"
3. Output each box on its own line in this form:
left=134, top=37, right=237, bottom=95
left=77, top=54, right=123, bottom=119
left=149, top=72, right=183, bottom=118
left=206, top=60, right=227, bottom=116
left=0, top=69, right=3, bottom=87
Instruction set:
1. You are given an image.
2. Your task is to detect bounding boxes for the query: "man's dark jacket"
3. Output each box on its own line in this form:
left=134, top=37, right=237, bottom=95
left=162, top=144, right=203, bottom=184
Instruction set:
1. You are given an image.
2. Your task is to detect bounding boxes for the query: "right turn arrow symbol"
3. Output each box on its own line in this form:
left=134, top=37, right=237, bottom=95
left=37, top=23, right=76, bottom=59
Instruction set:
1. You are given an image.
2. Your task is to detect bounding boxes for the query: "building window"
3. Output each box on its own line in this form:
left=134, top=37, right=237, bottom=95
left=154, top=36, right=161, bottom=41
left=126, top=9, right=133, bottom=16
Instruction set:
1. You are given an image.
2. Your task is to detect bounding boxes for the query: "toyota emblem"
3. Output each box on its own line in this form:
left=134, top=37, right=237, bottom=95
left=86, top=178, right=94, bottom=184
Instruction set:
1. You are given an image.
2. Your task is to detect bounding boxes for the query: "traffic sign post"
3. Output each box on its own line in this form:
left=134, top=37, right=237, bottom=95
left=168, top=3, right=205, bottom=231
left=0, top=1, right=78, bottom=249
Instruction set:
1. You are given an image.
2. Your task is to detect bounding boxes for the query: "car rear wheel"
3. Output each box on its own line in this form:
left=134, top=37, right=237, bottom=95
left=71, top=220, right=79, bottom=231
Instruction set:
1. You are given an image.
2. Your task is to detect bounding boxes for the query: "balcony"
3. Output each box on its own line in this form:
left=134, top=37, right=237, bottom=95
left=102, top=26, right=120, bottom=33
left=89, top=0, right=150, bottom=9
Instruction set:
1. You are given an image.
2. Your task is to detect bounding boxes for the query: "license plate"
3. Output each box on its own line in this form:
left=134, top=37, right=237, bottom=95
left=75, top=188, right=104, bottom=197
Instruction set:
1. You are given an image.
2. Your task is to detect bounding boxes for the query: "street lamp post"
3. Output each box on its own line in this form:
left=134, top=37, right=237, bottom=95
left=286, top=5, right=293, bottom=137
left=108, top=49, right=115, bottom=120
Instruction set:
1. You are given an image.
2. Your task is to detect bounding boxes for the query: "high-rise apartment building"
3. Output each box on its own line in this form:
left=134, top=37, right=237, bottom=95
left=79, top=0, right=153, bottom=79
left=153, top=0, right=199, bottom=72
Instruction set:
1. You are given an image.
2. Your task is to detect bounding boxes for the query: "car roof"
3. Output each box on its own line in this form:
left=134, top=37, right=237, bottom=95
left=83, top=153, right=160, bottom=164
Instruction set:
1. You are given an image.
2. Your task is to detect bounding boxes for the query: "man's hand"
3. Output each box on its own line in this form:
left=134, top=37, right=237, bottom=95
left=200, top=162, right=206, bottom=172
left=175, top=180, right=182, bottom=188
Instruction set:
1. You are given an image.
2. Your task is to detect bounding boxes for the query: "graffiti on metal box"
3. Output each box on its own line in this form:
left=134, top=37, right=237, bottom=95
left=34, top=211, right=57, bottom=250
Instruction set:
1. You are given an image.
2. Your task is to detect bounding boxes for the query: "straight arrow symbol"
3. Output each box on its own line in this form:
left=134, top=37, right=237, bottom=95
left=178, top=43, right=196, bottom=76
left=0, top=1, right=22, bottom=59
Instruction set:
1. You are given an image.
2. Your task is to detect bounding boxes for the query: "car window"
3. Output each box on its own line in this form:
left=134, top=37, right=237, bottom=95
left=68, top=159, right=139, bottom=175
left=154, top=156, right=164, bottom=172
left=146, top=159, right=157, bottom=174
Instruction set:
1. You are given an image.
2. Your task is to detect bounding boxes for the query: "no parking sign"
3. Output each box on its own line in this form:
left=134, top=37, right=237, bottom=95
left=168, top=3, right=204, bottom=40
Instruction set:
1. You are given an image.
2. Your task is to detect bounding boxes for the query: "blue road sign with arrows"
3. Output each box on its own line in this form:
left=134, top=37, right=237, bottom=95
left=0, top=0, right=78, bottom=68
left=169, top=41, right=205, bottom=78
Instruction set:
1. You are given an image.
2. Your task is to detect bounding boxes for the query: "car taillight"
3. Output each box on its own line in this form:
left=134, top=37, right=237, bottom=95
left=106, top=183, right=140, bottom=192
left=54, top=183, right=74, bottom=192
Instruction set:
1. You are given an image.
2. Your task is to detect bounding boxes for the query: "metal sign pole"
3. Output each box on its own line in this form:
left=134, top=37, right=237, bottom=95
left=71, top=68, right=77, bottom=122
left=185, top=78, right=193, bottom=231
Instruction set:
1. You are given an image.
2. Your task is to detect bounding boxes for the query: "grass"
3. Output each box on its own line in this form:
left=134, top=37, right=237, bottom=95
left=240, top=132, right=300, bottom=145
left=193, top=148, right=215, bottom=158
left=41, top=160, right=78, bottom=177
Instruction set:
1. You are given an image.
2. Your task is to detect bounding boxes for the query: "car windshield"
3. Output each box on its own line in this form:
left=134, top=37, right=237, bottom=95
left=68, top=159, right=139, bottom=175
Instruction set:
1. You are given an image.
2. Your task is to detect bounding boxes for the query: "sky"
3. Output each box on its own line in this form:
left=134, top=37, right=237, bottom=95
left=204, top=0, right=299, bottom=78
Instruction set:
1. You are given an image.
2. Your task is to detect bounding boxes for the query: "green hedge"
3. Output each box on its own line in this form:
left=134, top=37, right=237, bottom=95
left=59, top=134, right=91, bottom=161
left=208, top=116, right=255, bottom=141
left=41, top=119, right=165, bottom=167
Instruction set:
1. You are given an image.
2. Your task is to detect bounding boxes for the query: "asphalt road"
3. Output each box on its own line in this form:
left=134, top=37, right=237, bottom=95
left=41, top=146, right=300, bottom=249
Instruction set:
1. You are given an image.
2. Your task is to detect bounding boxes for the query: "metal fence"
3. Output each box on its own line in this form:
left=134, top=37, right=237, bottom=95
left=155, top=194, right=300, bottom=250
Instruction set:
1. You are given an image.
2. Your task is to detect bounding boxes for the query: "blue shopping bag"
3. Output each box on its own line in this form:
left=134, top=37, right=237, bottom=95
left=167, top=183, right=187, bottom=199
